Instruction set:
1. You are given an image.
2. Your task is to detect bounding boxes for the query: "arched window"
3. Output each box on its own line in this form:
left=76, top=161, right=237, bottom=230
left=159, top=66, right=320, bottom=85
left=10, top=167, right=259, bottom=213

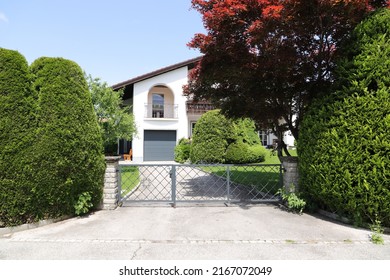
left=146, top=85, right=177, bottom=118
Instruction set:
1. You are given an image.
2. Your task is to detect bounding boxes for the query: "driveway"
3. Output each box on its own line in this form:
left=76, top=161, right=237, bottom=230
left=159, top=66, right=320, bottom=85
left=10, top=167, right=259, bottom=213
left=1, top=204, right=389, bottom=260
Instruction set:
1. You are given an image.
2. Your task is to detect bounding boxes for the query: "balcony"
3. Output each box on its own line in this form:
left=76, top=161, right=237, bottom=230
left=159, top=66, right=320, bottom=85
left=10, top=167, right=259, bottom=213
left=144, top=103, right=178, bottom=119
left=186, top=101, right=216, bottom=115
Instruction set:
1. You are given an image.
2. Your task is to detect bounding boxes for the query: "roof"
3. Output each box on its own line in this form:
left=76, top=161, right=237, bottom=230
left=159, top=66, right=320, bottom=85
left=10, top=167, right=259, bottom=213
left=111, top=56, right=202, bottom=90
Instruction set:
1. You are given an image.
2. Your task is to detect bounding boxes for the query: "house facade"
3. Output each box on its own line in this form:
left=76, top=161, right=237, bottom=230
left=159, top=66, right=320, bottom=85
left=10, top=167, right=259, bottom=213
left=112, top=57, right=294, bottom=162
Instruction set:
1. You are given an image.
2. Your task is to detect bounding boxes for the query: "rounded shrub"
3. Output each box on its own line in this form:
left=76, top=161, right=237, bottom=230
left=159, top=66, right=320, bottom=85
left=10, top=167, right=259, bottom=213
left=190, top=109, right=235, bottom=163
left=174, top=138, right=191, bottom=163
left=0, top=48, right=37, bottom=226
left=30, top=57, right=105, bottom=218
left=226, top=142, right=267, bottom=164
left=225, top=142, right=251, bottom=164
left=248, top=145, right=267, bottom=163
left=298, top=9, right=390, bottom=227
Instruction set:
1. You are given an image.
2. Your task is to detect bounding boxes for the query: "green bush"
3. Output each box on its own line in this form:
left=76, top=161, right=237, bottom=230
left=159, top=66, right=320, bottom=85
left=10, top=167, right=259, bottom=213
left=190, top=110, right=264, bottom=164
left=277, top=186, right=306, bottom=214
left=248, top=145, right=267, bottom=163
left=226, top=142, right=267, bottom=164
left=225, top=142, right=251, bottom=164
left=0, top=48, right=37, bottom=226
left=234, top=118, right=261, bottom=146
left=298, top=9, right=390, bottom=227
left=0, top=52, right=106, bottom=227
left=74, top=192, right=93, bottom=216
left=190, top=110, right=235, bottom=163
left=30, top=57, right=105, bottom=219
left=174, top=138, right=191, bottom=163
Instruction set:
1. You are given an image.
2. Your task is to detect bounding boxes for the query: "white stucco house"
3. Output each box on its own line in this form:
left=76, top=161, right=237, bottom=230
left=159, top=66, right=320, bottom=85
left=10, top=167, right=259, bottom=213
left=112, top=57, right=294, bottom=162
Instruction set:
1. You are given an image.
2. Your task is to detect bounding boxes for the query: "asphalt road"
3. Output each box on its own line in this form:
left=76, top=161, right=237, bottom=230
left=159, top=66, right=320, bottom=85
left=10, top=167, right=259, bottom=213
left=1, top=204, right=389, bottom=260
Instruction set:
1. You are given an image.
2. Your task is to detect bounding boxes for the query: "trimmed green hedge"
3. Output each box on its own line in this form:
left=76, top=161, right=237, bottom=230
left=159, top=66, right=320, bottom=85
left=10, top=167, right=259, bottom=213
left=30, top=57, right=105, bottom=218
left=0, top=51, right=106, bottom=227
left=0, top=48, right=37, bottom=226
left=225, top=142, right=266, bottom=164
left=248, top=145, right=267, bottom=163
left=190, top=110, right=235, bottom=163
left=174, top=138, right=191, bottom=163
left=225, top=142, right=251, bottom=164
left=298, top=9, right=390, bottom=227
left=189, top=109, right=265, bottom=164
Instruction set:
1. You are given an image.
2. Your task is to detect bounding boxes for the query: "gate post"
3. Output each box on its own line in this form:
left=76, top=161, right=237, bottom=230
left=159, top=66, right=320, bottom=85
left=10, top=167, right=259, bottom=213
left=102, top=156, right=121, bottom=210
left=170, top=165, right=176, bottom=207
left=226, top=165, right=231, bottom=203
left=280, top=156, right=299, bottom=193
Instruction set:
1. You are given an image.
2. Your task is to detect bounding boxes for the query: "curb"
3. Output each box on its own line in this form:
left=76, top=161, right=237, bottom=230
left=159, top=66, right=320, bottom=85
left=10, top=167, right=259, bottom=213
left=0, top=215, right=72, bottom=237
left=317, top=209, right=390, bottom=235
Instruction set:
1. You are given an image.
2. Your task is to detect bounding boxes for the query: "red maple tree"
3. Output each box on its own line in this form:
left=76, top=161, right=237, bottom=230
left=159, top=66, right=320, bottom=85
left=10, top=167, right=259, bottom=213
left=185, top=0, right=388, bottom=155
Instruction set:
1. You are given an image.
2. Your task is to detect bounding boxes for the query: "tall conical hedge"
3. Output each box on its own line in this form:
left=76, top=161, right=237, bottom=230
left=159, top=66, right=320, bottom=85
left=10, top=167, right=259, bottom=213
left=0, top=48, right=37, bottom=226
left=298, top=9, right=390, bottom=227
left=30, top=57, right=105, bottom=218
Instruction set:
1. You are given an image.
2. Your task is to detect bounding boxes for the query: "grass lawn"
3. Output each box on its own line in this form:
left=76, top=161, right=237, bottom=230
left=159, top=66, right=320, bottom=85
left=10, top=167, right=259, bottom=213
left=202, top=164, right=282, bottom=195
left=201, top=149, right=297, bottom=195
left=263, top=148, right=298, bottom=164
left=120, top=166, right=140, bottom=196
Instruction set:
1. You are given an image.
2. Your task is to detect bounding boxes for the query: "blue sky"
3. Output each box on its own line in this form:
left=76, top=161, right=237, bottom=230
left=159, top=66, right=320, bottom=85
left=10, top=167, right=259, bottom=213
left=0, top=0, right=204, bottom=85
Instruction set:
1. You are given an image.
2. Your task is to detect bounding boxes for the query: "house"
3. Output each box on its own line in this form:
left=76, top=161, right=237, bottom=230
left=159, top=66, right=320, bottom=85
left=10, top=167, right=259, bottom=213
left=112, top=57, right=294, bottom=162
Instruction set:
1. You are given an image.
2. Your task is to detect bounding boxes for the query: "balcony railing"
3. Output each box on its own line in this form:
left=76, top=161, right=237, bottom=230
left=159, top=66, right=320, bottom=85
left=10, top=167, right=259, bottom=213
left=144, top=103, right=178, bottom=119
left=186, top=101, right=216, bottom=114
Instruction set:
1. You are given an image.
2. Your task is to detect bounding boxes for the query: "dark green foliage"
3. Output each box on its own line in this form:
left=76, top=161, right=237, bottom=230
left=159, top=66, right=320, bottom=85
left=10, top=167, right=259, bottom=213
left=225, top=142, right=266, bottom=164
left=248, top=145, right=267, bottom=163
left=190, top=110, right=235, bottom=163
left=0, top=51, right=105, bottom=227
left=0, top=48, right=36, bottom=226
left=174, top=138, right=191, bottom=163
left=30, top=57, right=105, bottom=219
left=234, top=118, right=261, bottom=146
left=225, top=142, right=251, bottom=164
left=298, top=9, right=390, bottom=227
left=190, top=109, right=264, bottom=164
left=337, top=9, right=390, bottom=93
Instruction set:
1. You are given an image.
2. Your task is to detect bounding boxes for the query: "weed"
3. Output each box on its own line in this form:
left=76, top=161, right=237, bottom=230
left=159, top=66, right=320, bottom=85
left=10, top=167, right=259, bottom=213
left=277, top=185, right=306, bottom=214
left=74, top=192, right=93, bottom=216
left=370, top=217, right=384, bottom=245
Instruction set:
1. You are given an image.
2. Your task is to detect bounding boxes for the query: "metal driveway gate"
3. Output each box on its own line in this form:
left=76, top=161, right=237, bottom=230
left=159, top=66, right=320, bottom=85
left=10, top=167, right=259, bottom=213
left=119, top=164, right=283, bottom=206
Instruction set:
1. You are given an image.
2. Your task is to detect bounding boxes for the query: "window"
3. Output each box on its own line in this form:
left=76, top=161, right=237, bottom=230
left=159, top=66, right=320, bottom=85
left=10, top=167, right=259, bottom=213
left=259, top=131, right=268, bottom=146
left=190, top=121, right=197, bottom=136
left=152, top=93, right=164, bottom=118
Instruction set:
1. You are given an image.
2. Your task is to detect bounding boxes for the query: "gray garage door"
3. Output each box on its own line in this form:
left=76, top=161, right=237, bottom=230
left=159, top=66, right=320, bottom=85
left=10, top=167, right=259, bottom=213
left=144, top=130, right=177, bottom=161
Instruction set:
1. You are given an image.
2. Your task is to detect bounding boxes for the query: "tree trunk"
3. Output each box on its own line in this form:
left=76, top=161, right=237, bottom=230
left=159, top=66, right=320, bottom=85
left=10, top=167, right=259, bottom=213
left=281, top=139, right=291, bottom=157
left=276, top=129, right=291, bottom=158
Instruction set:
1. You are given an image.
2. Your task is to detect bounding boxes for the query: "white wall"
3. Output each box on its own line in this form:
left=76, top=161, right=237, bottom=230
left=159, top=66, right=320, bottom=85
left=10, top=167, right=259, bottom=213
left=132, top=66, right=189, bottom=162
left=283, top=131, right=295, bottom=148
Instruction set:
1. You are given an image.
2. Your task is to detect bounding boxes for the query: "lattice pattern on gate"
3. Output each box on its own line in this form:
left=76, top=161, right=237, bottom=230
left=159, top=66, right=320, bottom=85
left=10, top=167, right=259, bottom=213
left=119, top=164, right=282, bottom=205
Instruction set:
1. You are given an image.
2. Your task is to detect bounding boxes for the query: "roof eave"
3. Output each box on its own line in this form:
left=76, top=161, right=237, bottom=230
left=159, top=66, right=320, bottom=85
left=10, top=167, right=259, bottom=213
left=111, top=56, right=202, bottom=90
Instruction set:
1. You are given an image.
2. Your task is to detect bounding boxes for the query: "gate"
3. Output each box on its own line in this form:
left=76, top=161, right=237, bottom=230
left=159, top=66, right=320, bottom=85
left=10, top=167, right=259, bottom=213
left=118, top=164, right=283, bottom=206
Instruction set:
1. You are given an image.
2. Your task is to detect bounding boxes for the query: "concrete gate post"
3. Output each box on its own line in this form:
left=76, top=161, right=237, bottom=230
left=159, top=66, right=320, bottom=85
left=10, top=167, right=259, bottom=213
left=280, top=156, right=299, bottom=193
left=102, top=156, right=121, bottom=210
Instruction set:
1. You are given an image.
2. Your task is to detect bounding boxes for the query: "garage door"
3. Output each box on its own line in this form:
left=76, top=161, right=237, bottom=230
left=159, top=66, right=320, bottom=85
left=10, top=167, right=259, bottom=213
left=144, top=130, right=177, bottom=161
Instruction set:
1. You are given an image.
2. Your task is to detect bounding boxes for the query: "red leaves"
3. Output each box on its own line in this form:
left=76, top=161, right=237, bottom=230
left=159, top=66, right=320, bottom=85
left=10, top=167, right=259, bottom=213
left=187, top=0, right=388, bottom=137
left=262, top=4, right=283, bottom=19
left=188, top=33, right=212, bottom=51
